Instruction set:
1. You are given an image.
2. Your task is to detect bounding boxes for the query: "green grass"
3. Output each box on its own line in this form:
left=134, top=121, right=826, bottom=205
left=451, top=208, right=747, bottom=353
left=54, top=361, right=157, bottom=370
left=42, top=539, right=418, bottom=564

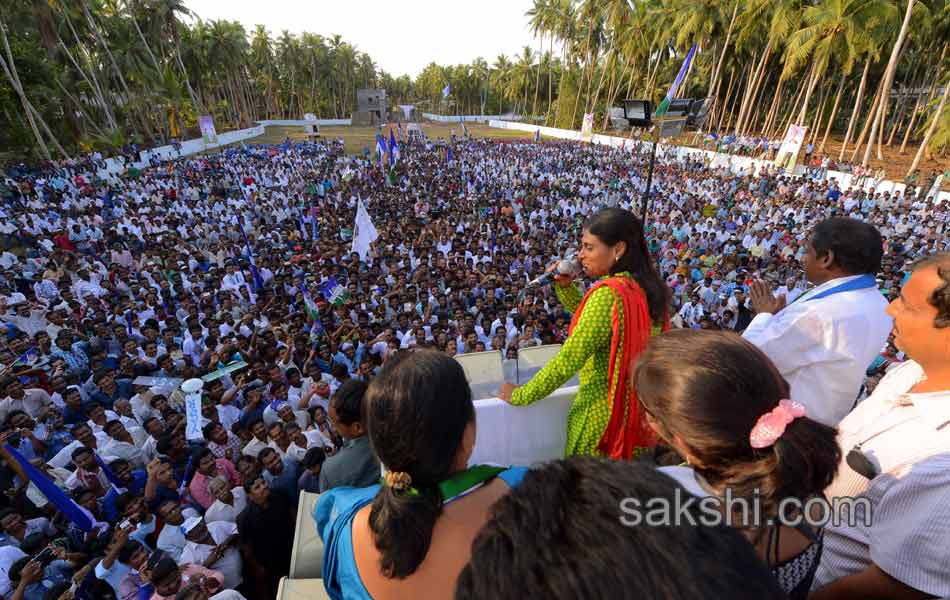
left=247, top=122, right=537, bottom=155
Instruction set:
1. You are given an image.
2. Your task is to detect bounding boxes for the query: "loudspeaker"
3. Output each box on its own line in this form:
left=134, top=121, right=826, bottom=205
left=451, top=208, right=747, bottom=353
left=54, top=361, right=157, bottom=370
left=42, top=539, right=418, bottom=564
left=666, top=99, right=692, bottom=117
left=622, top=99, right=652, bottom=126
left=687, top=98, right=713, bottom=128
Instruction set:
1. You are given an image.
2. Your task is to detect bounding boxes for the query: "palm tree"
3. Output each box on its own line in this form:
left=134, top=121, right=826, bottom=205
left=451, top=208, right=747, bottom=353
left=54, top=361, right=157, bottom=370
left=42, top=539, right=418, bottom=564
left=781, top=0, right=887, bottom=128
left=907, top=70, right=949, bottom=174
left=492, top=54, right=513, bottom=112
left=471, top=57, right=490, bottom=114
left=512, top=46, right=536, bottom=115
left=862, top=0, right=919, bottom=165
left=527, top=0, right=548, bottom=118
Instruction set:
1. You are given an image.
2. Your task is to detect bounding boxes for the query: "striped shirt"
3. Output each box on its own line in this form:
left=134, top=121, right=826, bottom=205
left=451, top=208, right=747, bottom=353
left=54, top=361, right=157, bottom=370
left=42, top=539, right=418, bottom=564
left=812, top=361, right=950, bottom=596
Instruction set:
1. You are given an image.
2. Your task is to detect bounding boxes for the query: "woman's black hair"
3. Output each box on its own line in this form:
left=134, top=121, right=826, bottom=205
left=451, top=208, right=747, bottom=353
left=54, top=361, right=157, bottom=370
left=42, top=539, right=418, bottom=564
left=634, top=329, right=841, bottom=521
left=583, top=207, right=669, bottom=324
left=456, top=457, right=785, bottom=600
left=365, top=350, right=475, bottom=579
left=330, top=378, right=368, bottom=426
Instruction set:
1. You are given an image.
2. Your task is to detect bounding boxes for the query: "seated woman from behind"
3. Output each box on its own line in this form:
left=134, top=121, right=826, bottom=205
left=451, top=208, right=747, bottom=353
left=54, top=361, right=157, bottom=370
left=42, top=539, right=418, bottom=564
left=635, top=329, right=841, bottom=600
left=315, top=350, right=527, bottom=600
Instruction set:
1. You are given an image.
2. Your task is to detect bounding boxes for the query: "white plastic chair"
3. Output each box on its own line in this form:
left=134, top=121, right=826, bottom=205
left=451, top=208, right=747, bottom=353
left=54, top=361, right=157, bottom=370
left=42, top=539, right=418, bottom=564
left=276, top=576, right=332, bottom=600
left=288, top=491, right=324, bottom=580
left=516, top=344, right=578, bottom=386
left=454, top=350, right=504, bottom=400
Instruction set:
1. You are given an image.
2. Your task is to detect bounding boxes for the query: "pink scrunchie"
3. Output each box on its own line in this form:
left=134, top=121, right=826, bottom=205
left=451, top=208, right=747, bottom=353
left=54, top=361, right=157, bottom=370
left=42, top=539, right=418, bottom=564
left=749, top=399, right=806, bottom=449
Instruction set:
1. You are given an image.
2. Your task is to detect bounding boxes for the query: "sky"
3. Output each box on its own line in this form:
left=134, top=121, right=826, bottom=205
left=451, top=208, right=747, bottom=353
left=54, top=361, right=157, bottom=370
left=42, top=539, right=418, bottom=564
left=184, top=0, right=544, bottom=78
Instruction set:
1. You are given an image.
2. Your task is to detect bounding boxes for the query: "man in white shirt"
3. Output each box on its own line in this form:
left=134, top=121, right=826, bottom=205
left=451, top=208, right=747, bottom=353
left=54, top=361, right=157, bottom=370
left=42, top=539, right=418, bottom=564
left=812, top=253, right=950, bottom=599
left=205, top=478, right=247, bottom=524
left=179, top=517, right=242, bottom=590
left=241, top=419, right=269, bottom=458
left=102, top=420, right=148, bottom=469
left=744, top=218, right=892, bottom=426
left=0, top=379, right=51, bottom=422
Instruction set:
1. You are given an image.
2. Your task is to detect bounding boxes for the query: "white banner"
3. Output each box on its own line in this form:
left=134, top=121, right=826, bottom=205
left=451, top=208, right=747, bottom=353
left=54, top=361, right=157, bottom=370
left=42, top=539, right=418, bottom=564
left=775, top=124, right=807, bottom=172
left=581, top=113, right=595, bottom=140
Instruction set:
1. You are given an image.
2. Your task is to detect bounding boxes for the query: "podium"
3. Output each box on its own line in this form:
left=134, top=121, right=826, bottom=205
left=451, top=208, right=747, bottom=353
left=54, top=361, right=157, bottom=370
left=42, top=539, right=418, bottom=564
left=282, top=347, right=575, bottom=598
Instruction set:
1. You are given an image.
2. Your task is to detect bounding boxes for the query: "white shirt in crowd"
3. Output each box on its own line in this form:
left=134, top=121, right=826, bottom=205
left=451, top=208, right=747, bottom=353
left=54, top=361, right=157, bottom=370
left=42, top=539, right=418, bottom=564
left=813, top=361, right=950, bottom=596
left=179, top=521, right=243, bottom=590
left=205, top=487, right=247, bottom=524
left=742, top=275, right=891, bottom=425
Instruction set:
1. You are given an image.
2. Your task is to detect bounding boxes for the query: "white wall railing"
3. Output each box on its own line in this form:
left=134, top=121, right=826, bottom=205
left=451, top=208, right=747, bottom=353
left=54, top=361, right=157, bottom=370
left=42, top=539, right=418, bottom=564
left=422, top=113, right=534, bottom=123
left=488, top=120, right=949, bottom=203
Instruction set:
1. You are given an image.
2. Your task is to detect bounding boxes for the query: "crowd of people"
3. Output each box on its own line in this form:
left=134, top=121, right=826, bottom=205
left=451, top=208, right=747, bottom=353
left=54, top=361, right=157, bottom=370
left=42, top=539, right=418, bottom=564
left=0, top=127, right=947, bottom=600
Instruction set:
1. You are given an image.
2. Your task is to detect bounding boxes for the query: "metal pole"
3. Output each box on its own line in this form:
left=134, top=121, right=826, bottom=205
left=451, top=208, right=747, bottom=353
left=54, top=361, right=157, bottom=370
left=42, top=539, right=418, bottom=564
left=640, top=132, right=659, bottom=224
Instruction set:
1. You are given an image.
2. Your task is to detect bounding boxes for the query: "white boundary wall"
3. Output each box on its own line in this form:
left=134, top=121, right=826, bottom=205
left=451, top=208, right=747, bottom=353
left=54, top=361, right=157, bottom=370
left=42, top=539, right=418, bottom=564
left=96, top=118, right=354, bottom=179
left=488, top=120, right=950, bottom=203
left=96, top=124, right=266, bottom=179
left=258, top=119, right=351, bottom=126
left=422, top=113, right=530, bottom=123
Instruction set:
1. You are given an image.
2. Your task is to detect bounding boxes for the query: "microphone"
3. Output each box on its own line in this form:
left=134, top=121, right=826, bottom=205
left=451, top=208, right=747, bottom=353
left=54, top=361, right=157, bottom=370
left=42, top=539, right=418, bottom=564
left=526, top=254, right=582, bottom=288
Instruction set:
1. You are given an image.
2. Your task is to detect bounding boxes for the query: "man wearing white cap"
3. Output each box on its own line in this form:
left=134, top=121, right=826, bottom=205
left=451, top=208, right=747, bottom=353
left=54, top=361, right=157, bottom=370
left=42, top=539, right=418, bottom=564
left=179, top=516, right=243, bottom=590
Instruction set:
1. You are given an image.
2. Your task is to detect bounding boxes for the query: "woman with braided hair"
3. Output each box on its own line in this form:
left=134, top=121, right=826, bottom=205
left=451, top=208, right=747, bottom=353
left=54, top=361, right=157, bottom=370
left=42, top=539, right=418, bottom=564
left=314, top=350, right=526, bottom=600
left=499, top=207, right=670, bottom=459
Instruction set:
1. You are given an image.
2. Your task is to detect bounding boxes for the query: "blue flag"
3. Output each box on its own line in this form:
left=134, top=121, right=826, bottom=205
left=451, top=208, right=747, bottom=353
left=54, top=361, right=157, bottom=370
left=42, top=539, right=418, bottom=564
left=655, top=43, right=697, bottom=117
left=10, top=347, right=40, bottom=369
left=4, top=443, right=94, bottom=532
left=95, top=454, right=124, bottom=489
left=320, top=278, right=350, bottom=306
left=375, top=134, right=387, bottom=169
left=442, top=83, right=451, bottom=98
left=238, top=222, right=264, bottom=292
left=177, top=455, right=193, bottom=494
left=447, top=147, right=454, bottom=164
left=389, top=129, right=397, bottom=168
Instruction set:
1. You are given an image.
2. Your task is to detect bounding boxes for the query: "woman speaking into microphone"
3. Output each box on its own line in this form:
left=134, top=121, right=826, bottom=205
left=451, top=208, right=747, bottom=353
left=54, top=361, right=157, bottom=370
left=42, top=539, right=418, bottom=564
left=498, top=207, right=669, bottom=459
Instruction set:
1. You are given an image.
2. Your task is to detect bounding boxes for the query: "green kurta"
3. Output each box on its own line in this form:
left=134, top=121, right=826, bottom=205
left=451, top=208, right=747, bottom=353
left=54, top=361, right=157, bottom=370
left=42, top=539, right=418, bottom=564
left=510, top=273, right=629, bottom=457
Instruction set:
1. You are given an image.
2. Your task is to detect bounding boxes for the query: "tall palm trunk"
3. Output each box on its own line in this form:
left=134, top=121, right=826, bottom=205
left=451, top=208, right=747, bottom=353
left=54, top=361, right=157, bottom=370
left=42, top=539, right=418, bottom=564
left=907, top=71, right=949, bottom=175
left=862, top=0, right=914, bottom=165
left=724, top=67, right=747, bottom=131
left=776, top=71, right=809, bottom=137
left=796, top=60, right=820, bottom=124
left=60, top=4, right=118, bottom=131
left=0, top=18, right=67, bottom=158
left=532, top=36, right=542, bottom=118
left=708, top=0, right=740, bottom=111
left=130, top=7, right=163, bottom=74
left=546, top=37, right=554, bottom=125
left=850, top=75, right=885, bottom=162
left=0, top=28, right=49, bottom=159
left=175, top=40, right=203, bottom=114
left=809, top=78, right=829, bottom=144
left=762, top=76, right=784, bottom=136
left=839, top=59, right=870, bottom=160
left=818, top=72, right=846, bottom=154
left=572, top=19, right=596, bottom=128
left=715, top=68, right=736, bottom=131
left=899, top=98, right=921, bottom=154
left=735, top=42, right=771, bottom=135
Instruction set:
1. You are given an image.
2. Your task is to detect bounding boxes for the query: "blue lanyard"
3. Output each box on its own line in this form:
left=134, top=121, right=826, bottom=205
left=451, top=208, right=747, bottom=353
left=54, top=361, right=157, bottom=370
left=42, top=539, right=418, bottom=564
left=805, top=274, right=877, bottom=302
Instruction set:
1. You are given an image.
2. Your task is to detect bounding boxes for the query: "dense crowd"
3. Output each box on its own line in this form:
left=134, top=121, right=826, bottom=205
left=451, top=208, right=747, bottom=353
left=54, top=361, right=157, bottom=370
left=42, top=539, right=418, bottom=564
left=0, top=130, right=947, bottom=600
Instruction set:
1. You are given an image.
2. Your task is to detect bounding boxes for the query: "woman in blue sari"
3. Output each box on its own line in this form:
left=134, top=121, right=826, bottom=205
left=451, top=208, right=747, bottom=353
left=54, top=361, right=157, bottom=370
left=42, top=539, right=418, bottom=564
left=315, top=350, right=526, bottom=600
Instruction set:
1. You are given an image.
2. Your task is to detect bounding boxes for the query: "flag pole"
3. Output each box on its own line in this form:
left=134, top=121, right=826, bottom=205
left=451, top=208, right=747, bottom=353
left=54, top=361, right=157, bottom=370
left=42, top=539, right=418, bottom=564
left=641, top=125, right=660, bottom=226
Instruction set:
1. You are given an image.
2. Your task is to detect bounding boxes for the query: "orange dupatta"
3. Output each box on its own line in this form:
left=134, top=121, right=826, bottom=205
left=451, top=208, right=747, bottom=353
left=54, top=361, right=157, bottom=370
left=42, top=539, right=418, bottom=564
left=568, top=276, right=664, bottom=459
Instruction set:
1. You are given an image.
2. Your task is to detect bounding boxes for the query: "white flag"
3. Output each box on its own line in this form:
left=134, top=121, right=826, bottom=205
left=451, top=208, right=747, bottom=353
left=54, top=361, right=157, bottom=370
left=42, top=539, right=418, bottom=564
left=351, top=198, right=379, bottom=261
